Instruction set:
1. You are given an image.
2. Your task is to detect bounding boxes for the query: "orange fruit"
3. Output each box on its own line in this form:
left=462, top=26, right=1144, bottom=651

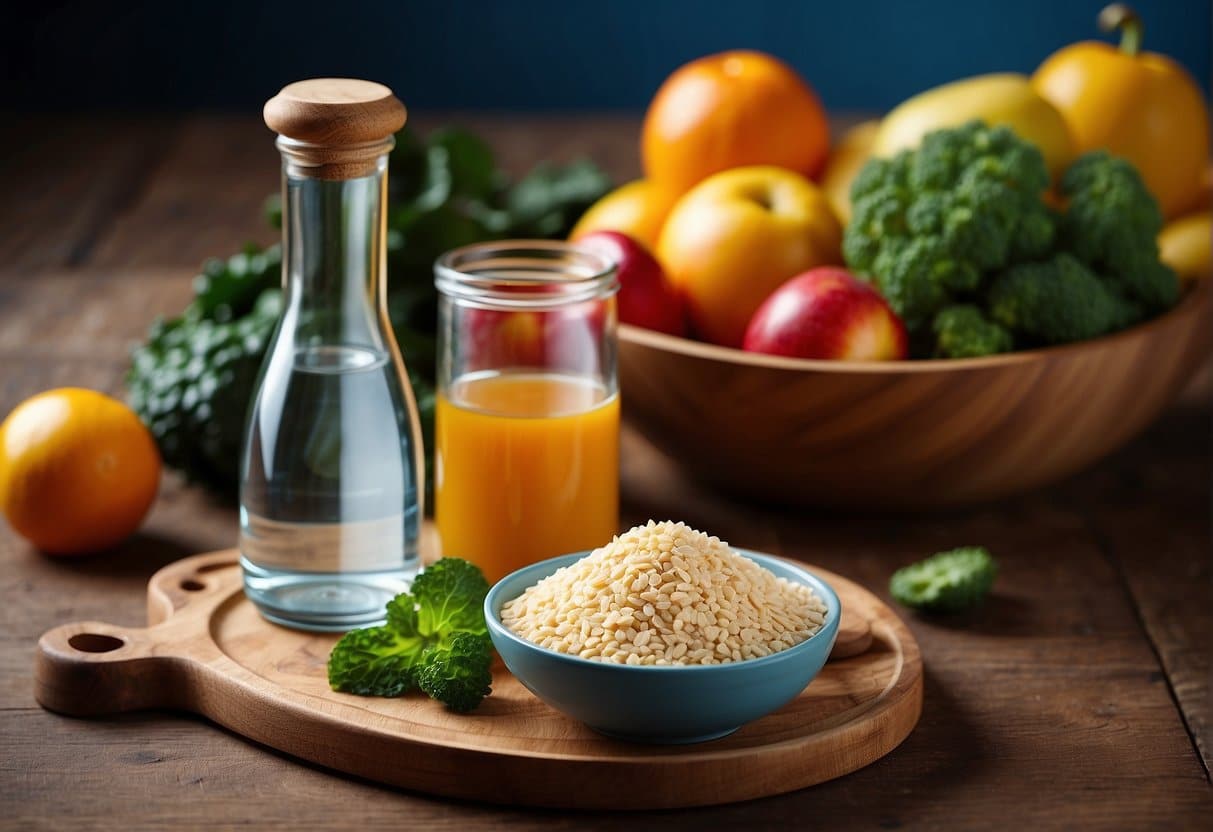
left=569, top=179, right=679, bottom=252
left=642, top=50, right=830, bottom=195
left=0, top=388, right=161, bottom=555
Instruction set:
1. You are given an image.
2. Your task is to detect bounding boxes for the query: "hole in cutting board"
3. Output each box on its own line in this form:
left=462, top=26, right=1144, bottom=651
left=180, top=579, right=206, bottom=592
left=68, top=633, right=124, bottom=653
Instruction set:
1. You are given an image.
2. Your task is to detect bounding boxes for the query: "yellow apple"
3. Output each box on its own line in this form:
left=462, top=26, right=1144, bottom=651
left=820, top=119, right=880, bottom=225
left=657, top=166, right=842, bottom=347
left=1159, top=212, right=1212, bottom=287
left=570, top=179, right=679, bottom=253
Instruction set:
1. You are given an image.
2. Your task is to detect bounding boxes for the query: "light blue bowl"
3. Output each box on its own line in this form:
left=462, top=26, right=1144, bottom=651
left=485, top=549, right=840, bottom=744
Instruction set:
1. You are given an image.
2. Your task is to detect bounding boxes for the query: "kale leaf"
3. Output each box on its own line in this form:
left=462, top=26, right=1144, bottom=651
left=327, top=558, right=494, bottom=711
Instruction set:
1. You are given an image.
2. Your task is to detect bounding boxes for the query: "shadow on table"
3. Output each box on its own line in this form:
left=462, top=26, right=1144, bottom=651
left=911, top=592, right=1038, bottom=638
left=34, top=531, right=196, bottom=579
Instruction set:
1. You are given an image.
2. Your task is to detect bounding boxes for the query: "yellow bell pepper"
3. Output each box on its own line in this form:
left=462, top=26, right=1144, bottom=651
left=1032, top=3, right=1210, bottom=219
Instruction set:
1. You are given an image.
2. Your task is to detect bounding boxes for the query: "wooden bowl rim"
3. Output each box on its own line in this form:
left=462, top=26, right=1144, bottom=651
left=620, top=280, right=1210, bottom=374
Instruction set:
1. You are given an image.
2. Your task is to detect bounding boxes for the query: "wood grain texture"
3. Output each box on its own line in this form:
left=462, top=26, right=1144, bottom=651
left=0, top=116, right=179, bottom=270
left=619, top=280, right=1213, bottom=508
left=85, top=117, right=279, bottom=268
left=1063, top=401, right=1212, bottom=773
left=34, top=551, right=920, bottom=810
left=1, top=114, right=1210, bottom=829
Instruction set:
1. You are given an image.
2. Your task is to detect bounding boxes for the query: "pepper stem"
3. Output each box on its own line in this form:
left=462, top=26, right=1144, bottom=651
left=1098, top=3, right=1143, bottom=56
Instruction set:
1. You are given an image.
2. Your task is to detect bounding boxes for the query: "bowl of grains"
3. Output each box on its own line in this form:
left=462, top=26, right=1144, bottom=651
left=485, top=521, right=840, bottom=743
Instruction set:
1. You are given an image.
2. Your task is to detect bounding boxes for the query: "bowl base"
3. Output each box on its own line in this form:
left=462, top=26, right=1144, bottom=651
left=593, top=726, right=739, bottom=745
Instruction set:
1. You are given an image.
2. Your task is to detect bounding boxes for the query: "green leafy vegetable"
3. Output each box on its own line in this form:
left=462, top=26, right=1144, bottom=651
left=190, top=244, right=282, bottom=323
left=889, top=547, right=998, bottom=613
left=127, top=126, right=611, bottom=496
left=503, top=159, right=613, bottom=238
left=328, top=558, right=493, bottom=712
left=1058, top=150, right=1179, bottom=313
left=417, top=632, right=494, bottom=713
left=845, top=121, right=1056, bottom=332
left=988, top=253, right=1140, bottom=345
left=411, top=554, right=492, bottom=637
left=325, top=623, right=429, bottom=697
left=844, top=122, right=1181, bottom=358
left=932, top=304, right=1013, bottom=359
left=127, top=288, right=282, bottom=488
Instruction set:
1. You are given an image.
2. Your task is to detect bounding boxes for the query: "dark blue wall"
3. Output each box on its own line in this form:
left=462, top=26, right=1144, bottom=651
left=3, top=0, right=1208, bottom=112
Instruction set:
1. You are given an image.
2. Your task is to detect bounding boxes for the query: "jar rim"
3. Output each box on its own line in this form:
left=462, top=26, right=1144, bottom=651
left=434, top=240, right=619, bottom=308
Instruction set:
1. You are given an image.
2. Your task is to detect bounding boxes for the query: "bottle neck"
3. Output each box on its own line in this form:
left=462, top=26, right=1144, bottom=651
left=281, top=154, right=389, bottom=347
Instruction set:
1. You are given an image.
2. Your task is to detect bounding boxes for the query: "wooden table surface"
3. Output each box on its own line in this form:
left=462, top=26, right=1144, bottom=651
left=1, top=114, right=1210, bottom=830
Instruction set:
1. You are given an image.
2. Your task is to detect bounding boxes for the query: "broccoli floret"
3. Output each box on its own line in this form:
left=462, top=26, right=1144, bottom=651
left=417, top=632, right=494, bottom=713
left=932, top=305, right=1013, bottom=358
left=988, top=254, right=1140, bottom=345
left=867, top=237, right=959, bottom=324
left=1059, top=151, right=1179, bottom=312
left=1117, top=257, right=1181, bottom=314
left=845, top=121, right=1055, bottom=331
left=328, top=558, right=494, bottom=712
left=890, top=547, right=998, bottom=613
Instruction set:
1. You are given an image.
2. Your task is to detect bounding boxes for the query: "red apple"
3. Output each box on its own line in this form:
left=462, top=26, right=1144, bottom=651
left=461, top=307, right=547, bottom=371
left=576, top=230, right=685, bottom=336
left=461, top=295, right=609, bottom=374
left=742, top=267, right=908, bottom=360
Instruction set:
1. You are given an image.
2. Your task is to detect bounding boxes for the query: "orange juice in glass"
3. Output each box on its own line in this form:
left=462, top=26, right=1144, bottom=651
left=434, top=242, right=620, bottom=582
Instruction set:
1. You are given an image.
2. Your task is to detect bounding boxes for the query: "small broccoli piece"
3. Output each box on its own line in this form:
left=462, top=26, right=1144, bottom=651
left=328, top=558, right=494, bottom=711
left=845, top=121, right=1055, bottom=332
left=890, top=547, right=998, bottom=613
left=417, top=632, right=494, bottom=713
left=1059, top=151, right=1179, bottom=312
left=988, top=254, right=1137, bottom=345
left=932, top=305, right=1013, bottom=358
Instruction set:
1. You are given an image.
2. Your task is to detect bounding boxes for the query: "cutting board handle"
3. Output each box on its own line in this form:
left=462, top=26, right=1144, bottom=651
left=34, top=620, right=190, bottom=716
left=33, top=551, right=238, bottom=717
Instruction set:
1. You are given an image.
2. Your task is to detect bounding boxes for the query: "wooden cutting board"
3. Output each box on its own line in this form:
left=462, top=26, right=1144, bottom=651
left=34, top=551, right=922, bottom=809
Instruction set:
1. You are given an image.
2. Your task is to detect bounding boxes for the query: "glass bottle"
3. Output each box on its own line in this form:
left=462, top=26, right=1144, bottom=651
left=434, top=241, right=620, bottom=583
left=240, top=79, right=424, bottom=630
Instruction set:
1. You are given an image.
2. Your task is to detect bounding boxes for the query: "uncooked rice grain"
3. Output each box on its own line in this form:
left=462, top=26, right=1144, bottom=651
left=500, top=520, right=828, bottom=666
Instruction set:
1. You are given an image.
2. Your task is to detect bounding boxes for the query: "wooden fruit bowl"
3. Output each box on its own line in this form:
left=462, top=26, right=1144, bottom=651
left=619, top=281, right=1212, bottom=509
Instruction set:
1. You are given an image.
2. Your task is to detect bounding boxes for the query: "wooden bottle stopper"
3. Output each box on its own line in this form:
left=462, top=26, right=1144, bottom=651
left=264, top=78, right=407, bottom=180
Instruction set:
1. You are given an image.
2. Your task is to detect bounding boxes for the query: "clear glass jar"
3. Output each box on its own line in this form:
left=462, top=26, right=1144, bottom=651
left=434, top=241, right=619, bottom=583
left=241, top=82, right=423, bottom=630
